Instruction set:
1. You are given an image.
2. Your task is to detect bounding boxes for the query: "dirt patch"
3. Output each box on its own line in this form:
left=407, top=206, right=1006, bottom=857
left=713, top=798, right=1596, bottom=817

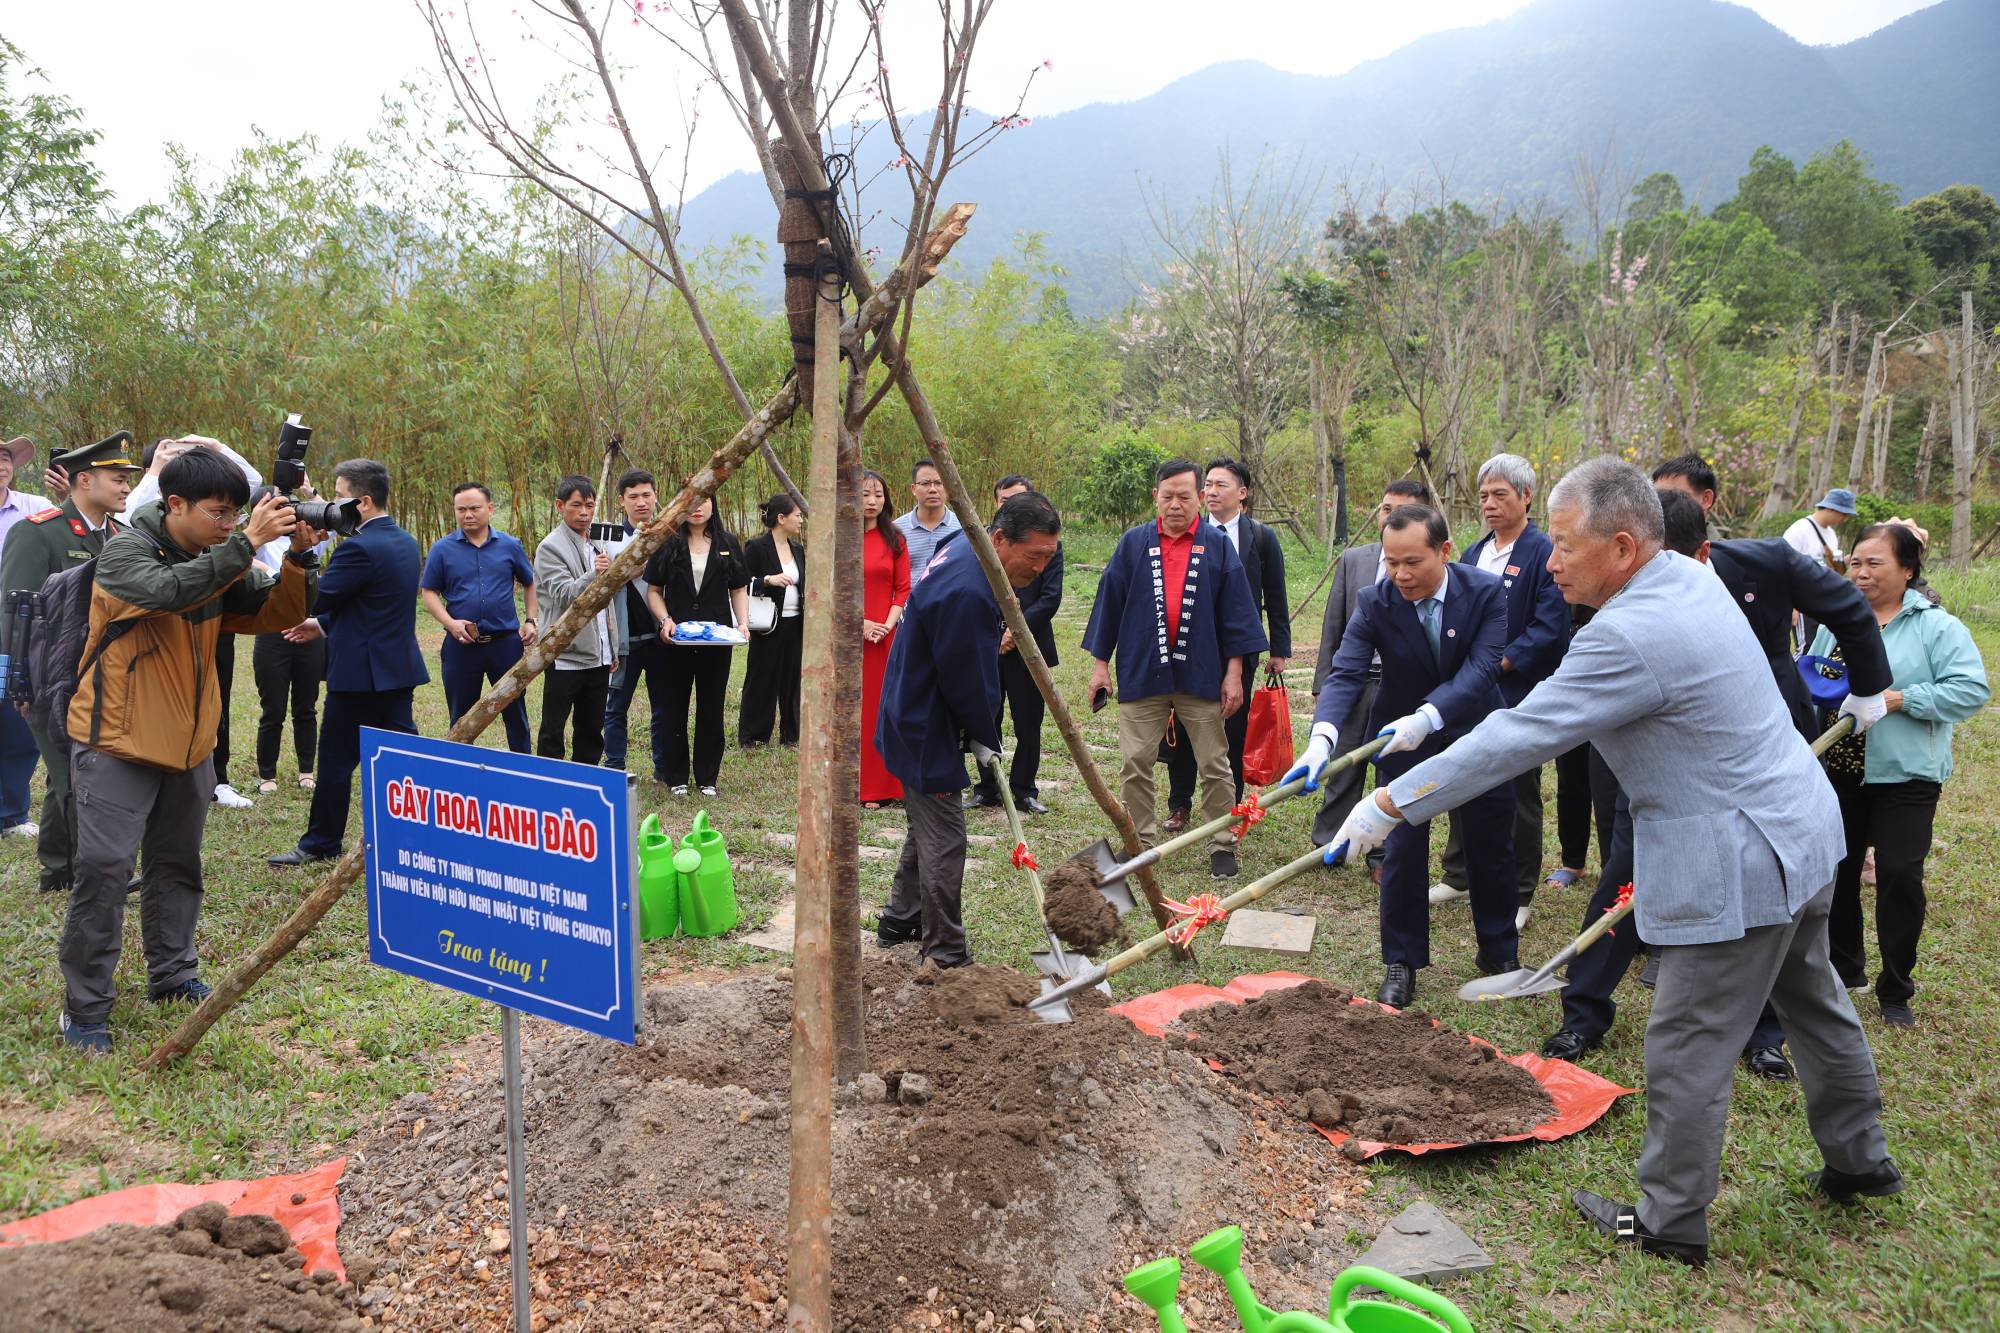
left=0, top=1204, right=367, bottom=1331
left=1040, top=858, right=1120, bottom=953
left=340, top=959, right=1375, bottom=1331
left=1170, top=981, right=1555, bottom=1145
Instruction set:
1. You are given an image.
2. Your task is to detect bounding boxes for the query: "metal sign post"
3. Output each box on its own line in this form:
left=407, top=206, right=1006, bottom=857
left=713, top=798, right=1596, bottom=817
left=359, top=728, right=639, bottom=1333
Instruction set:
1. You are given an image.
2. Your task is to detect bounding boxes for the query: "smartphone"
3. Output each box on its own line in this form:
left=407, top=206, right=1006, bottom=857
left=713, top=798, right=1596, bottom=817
left=1091, top=686, right=1111, bottom=713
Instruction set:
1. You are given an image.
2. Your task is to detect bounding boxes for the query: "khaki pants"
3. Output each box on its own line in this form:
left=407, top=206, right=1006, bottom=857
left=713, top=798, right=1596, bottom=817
left=1119, top=694, right=1235, bottom=848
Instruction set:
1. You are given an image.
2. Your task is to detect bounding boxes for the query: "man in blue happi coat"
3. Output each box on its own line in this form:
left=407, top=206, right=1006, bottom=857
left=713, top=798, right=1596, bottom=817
left=1082, top=460, right=1267, bottom=878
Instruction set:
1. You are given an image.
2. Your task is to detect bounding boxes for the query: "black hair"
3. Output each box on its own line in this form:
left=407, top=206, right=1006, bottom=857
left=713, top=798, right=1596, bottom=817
left=862, top=470, right=905, bottom=555
left=910, top=458, right=942, bottom=482
left=1382, top=503, right=1449, bottom=550
left=1851, top=522, right=1924, bottom=585
left=993, top=491, right=1062, bottom=543
left=452, top=482, right=492, bottom=502
left=994, top=474, right=1033, bottom=498
left=555, top=474, right=596, bottom=504
left=143, top=438, right=164, bottom=469
left=333, top=458, right=391, bottom=508
left=760, top=493, right=800, bottom=528
left=617, top=468, right=656, bottom=495
left=1656, top=488, right=1708, bottom=557
left=1205, top=457, right=1252, bottom=490
left=161, top=449, right=251, bottom=508
left=1384, top=478, right=1431, bottom=505
left=678, top=494, right=729, bottom=545
left=1155, top=458, right=1199, bottom=486
left=1651, top=452, right=1719, bottom=499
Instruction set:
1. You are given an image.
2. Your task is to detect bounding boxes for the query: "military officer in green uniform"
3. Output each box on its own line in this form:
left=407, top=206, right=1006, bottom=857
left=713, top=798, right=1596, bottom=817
left=0, top=432, right=144, bottom=893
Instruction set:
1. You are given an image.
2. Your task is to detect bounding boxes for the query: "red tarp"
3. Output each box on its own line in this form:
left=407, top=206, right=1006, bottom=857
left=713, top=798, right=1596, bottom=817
left=0, top=1157, right=346, bottom=1279
left=1110, top=971, right=1633, bottom=1160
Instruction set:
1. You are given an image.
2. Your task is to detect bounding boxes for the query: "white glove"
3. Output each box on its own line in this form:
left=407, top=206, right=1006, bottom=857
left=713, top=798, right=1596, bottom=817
left=1838, top=691, right=1888, bottom=734
left=1322, top=793, right=1402, bottom=867
left=1282, top=732, right=1336, bottom=792
left=970, top=739, right=1001, bottom=770
left=1377, top=710, right=1435, bottom=756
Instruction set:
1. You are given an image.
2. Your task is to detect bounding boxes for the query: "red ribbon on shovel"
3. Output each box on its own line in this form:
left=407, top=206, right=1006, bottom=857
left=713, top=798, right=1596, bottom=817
left=1605, top=882, right=1633, bottom=936
left=1230, top=792, right=1266, bottom=841
left=1161, top=892, right=1229, bottom=946
left=1012, top=842, right=1038, bottom=872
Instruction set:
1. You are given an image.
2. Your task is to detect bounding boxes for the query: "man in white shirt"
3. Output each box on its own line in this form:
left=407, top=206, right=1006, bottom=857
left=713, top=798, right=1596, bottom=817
left=895, top=459, right=962, bottom=580
left=534, top=475, right=621, bottom=765
left=1783, top=489, right=1856, bottom=574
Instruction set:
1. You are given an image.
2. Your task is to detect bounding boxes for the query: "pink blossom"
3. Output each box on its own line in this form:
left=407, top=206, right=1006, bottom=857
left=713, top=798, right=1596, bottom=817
left=879, top=60, right=890, bottom=74
left=1042, top=59, right=1053, bottom=70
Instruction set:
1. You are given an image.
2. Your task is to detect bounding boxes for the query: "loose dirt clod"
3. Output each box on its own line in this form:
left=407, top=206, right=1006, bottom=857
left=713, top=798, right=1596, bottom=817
left=341, top=960, right=1375, bottom=1331
left=0, top=1209, right=365, bottom=1332
left=1171, top=980, right=1555, bottom=1144
left=1041, top=858, right=1120, bottom=953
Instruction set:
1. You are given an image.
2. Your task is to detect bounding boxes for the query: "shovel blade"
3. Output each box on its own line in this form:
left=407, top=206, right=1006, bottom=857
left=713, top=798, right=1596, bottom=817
left=1456, top=968, right=1570, bottom=1003
left=1030, top=947, right=1087, bottom=981
left=1074, top=842, right=1137, bottom=917
left=1030, top=981, right=1075, bottom=1024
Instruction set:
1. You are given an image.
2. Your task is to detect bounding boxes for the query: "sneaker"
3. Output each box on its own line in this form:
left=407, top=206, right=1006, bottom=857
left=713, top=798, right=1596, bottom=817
left=1879, top=1000, right=1915, bottom=1028
left=1208, top=847, right=1239, bottom=879
left=59, top=1011, right=112, bottom=1054
left=1515, top=902, right=1533, bottom=930
left=670, top=785, right=689, bottom=797
left=213, top=783, right=253, bottom=809
left=151, top=978, right=214, bottom=1005
left=1428, top=882, right=1469, bottom=905
left=4, top=820, right=40, bottom=838
left=699, top=785, right=718, bottom=798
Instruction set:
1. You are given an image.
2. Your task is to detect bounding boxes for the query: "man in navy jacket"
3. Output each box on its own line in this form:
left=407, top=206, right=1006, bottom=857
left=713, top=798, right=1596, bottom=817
left=1287, top=503, right=1518, bottom=1007
left=269, top=459, right=428, bottom=866
left=969, top=475, right=1063, bottom=814
left=876, top=493, right=1063, bottom=966
left=1432, top=454, right=1568, bottom=922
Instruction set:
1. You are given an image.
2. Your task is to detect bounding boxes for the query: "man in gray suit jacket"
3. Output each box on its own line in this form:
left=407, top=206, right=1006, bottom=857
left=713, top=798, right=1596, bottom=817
left=1310, top=478, right=1431, bottom=854
left=1322, top=458, right=1899, bottom=1266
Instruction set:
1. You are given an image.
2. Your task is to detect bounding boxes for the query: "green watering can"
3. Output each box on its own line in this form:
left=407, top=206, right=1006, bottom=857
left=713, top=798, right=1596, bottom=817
left=637, top=814, right=680, bottom=940
left=675, top=809, right=738, bottom=937
left=1125, top=1226, right=1473, bottom=1333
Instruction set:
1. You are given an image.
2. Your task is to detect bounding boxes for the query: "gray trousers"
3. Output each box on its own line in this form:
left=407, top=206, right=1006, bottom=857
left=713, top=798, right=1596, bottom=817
left=1440, top=765, right=1543, bottom=897
left=1639, top=884, right=1889, bottom=1245
left=60, top=746, right=213, bottom=1024
left=887, top=788, right=970, bottom=967
left=1311, top=674, right=1379, bottom=846
left=28, top=719, right=74, bottom=891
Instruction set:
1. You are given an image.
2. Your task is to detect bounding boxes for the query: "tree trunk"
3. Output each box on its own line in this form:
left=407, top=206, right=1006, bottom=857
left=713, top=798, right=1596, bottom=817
left=1949, top=290, right=1980, bottom=569
left=1807, top=310, right=1849, bottom=503
left=1870, top=392, right=1893, bottom=495
left=1845, top=331, right=1886, bottom=489
left=1309, top=347, right=1330, bottom=548
left=1914, top=400, right=1941, bottom=500
left=785, top=245, right=843, bottom=1333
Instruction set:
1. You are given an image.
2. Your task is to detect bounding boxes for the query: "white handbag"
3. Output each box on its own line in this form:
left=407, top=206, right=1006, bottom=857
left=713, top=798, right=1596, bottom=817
left=746, top=591, right=779, bottom=635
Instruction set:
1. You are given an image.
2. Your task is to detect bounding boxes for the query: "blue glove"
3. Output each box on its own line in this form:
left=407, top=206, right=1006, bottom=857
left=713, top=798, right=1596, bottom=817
left=1282, top=733, right=1336, bottom=792
left=1322, top=839, right=1351, bottom=867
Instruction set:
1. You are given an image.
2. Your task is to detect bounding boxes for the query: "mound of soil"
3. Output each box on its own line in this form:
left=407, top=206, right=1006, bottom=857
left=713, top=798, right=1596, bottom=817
left=341, top=960, right=1375, bottom=1331
left=1041, top=859, right=1120, bottom=953
left=0, top=1204, right=367, bottom=1332
left=1170, top=981, right=1555, bottom=1146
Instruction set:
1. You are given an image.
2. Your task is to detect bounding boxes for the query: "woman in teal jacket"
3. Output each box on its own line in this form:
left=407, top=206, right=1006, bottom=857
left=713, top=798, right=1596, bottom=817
left=1811, top=523, right=1989, bottom=1027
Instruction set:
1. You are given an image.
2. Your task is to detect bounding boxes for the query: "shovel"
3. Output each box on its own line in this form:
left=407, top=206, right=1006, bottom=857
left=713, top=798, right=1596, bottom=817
left=1456, top=715, right=1856, bottom=1005
left=1076, top=733, right=1393, bottom=917
left=1030, top=839, right=1351, bottom=1023
left=988, top=757, right=1093, bottom=986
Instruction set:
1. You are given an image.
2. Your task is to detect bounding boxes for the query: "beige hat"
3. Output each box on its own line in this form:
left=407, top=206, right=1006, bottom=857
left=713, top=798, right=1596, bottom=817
left=0, top=436, right=32, bottom=468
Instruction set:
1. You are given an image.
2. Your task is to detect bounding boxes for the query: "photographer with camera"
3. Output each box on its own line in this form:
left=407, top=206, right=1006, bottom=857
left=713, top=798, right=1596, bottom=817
left=267, top=459, right=428, bottom=868
left=58, top=449, right=318, bottom=1053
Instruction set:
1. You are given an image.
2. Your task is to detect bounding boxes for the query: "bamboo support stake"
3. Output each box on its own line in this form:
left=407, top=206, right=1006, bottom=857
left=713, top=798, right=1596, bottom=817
left=144, top=213, right=978, bottom=1069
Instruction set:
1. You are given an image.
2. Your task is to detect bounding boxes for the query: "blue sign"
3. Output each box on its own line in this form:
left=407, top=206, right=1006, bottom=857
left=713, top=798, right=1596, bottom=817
left=360, top=728, right=639, bottom=1043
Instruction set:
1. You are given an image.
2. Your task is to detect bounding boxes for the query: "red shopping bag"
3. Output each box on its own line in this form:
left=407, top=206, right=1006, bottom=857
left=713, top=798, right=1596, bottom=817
left=1240, top=670, right=1294, bottom=787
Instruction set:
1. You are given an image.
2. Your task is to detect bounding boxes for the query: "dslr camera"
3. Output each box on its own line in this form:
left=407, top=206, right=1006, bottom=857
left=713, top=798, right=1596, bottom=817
left=271, top=413, right=363, bottom=537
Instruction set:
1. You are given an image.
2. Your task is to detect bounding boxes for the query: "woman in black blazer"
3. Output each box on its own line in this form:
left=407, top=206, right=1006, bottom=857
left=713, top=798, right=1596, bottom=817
left=643, top=497, right=750, bottom=795
left=739, top=494, right=807, bottom=746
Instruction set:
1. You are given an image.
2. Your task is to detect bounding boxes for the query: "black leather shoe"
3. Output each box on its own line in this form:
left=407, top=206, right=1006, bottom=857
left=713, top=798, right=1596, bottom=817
left=875, top=913, right=921, bottom=947
left=1377, top=964, right=1413, bottom=1009
left=1638, top=951, right=1661, bottom=989
left=1572, top=1189, right=1707, bottom=1267
left=1743, top=1045, right=1795, bottom=1081
left=1209, top=848, right=1239, bottom=879
left=1808, top=1158, right=1906, bottom=1202
left=1879, top=1000, right=1915, bottom=1027
left=1540, top=1028, right=1603, bottom=1062
left=963, top=792, right=1002, bottom=810
left=39, top=878, right=69, bottom=895
left=267, top=848, right=334, bottom=868
left=1477, top=953, right=1521, bottom=977
left=1016, top=795, right=1049, bottom=816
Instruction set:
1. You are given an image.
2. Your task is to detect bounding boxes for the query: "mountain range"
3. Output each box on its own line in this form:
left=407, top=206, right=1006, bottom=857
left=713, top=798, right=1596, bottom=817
left=675, top=0, right=2000, bottom=314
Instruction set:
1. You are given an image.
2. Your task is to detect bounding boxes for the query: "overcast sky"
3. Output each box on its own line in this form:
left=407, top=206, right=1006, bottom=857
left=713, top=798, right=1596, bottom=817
left=4, top=0, right=1943, bottom=211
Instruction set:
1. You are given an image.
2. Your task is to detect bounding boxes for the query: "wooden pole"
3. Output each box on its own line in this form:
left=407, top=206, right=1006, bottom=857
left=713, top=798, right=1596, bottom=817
left=785, top=242, right=841, bottom=1333
left=143, top=213, right=978, bottom=1068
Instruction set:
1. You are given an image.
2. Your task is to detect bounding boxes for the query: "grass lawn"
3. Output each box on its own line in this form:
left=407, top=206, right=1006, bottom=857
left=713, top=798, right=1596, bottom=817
left=2, top=528, right=1995, bottom=1328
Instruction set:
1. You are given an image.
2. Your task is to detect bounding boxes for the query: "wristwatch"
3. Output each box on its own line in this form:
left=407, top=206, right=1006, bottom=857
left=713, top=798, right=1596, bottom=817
left=286, top=547, right=321, bottom=570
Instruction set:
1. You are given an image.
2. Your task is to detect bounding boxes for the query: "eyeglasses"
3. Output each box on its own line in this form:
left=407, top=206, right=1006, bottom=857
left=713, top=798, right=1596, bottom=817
left=195, top=503, right=242, bottom=525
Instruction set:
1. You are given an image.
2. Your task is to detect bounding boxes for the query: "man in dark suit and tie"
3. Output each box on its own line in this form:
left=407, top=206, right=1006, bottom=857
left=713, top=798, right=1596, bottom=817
left=1430, top=453, right=1569, bottom=927
left=1286, top=502, right=1518, bottom=1007
left=1311, top=477, right=1430, bottom=856
left=1161, top=458, right=1291, bottom=843
left=969, top=475, right=1063, bottom=814
left=268, top=459, right=429, bottom=866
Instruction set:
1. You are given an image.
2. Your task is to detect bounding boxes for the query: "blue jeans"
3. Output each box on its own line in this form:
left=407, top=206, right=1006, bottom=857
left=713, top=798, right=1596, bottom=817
left=440, top=635, right=530, bottom=753
left=604, top=638, right=669, bottom=777
left=0, top=702, right=38, bottom=827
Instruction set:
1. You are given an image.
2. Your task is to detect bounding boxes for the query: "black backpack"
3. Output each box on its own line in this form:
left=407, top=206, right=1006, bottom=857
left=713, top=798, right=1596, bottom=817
left=24, top=558, right=134, bottom=743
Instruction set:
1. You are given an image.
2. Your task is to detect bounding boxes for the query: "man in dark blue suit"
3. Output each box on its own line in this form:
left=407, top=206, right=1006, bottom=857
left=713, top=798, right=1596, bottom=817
left=1286, top=503, right=1518, bottom=1007
left=269, top=459, right=429, bottom=866
left=1431, top=453, right=1569, bottom=925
